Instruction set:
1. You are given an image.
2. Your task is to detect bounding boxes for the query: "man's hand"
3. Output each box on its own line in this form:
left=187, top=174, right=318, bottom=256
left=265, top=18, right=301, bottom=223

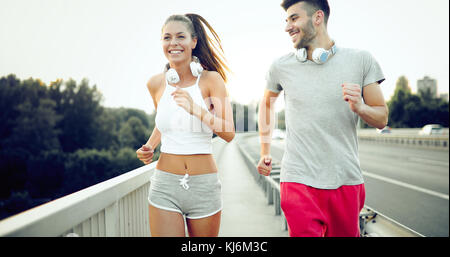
left=136, top=144, right=154, bottom=165
left=257, top=155, right=272, bottom=176
left=342, top=83, right=363, bottom=114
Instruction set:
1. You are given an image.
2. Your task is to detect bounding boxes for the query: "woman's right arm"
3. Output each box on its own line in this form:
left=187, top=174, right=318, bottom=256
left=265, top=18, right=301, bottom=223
left=136, top=126, right=161, bottom=165
left=136, top=74, right=163, bottom=165
left=144, top=126, right=161, bottom=151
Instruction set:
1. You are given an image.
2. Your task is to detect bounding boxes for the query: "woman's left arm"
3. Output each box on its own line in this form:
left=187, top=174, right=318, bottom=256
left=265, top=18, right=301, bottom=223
left=171, top=72, right=235, bottom=142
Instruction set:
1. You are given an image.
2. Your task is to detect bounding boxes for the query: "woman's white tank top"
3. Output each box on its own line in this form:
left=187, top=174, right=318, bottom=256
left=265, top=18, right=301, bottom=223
left=155, top=74, right=213, bottom=155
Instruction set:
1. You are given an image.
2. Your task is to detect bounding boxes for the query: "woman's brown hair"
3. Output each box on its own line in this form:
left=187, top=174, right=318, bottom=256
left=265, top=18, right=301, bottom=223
left=163, top=14, right=230, bottom=83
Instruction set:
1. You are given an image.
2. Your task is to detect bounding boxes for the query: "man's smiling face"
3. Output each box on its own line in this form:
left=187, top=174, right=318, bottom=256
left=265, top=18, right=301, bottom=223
left=284, top=2, right=317, bottom=49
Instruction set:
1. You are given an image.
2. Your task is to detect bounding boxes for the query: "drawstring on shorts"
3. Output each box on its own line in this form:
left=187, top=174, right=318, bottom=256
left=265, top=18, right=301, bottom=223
left=179, top=173, right=190, bottom=190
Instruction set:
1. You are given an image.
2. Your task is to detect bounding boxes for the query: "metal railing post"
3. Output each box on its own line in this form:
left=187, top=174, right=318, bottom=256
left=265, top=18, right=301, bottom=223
left=105, top=201, right=119, bottom=237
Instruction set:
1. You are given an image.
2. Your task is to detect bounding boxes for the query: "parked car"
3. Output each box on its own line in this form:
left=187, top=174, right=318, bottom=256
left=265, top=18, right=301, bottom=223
left=376, top=126, right=391, bottom=134
left=418, top=124, right=443, bottom=135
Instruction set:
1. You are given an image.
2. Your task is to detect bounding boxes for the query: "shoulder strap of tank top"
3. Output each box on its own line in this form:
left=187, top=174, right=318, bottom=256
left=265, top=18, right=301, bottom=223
left=195, top=73, right=202, bottom=87
left=158, top=76, right=171, bottom=104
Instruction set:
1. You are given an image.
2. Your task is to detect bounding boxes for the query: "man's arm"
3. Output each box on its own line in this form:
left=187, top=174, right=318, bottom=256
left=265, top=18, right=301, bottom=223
left=257, top=89, right=280, bottom=176
left=342, top=82, right=388, bottom=129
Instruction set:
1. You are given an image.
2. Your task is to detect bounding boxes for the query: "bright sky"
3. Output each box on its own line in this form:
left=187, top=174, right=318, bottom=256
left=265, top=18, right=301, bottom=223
left=1, top=0, right=449, bottom=114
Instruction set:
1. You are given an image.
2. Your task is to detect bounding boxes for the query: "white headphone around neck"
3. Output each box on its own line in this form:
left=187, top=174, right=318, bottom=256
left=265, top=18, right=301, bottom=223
left=165, top=56, right=203, bottom=84
left=295, top=44, right=337, bottom=64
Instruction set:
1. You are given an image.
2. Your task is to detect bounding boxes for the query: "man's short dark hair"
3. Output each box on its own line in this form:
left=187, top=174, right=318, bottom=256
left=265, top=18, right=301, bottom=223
left=281, top=0, right=330, bottom=24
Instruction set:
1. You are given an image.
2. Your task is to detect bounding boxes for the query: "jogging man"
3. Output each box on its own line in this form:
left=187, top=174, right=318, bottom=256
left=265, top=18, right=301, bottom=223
left=257, top=0, right=388, bottom=237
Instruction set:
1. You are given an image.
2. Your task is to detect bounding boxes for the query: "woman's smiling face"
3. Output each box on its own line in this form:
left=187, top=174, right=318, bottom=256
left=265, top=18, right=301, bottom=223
left=162, top=21, right=197, bottom=64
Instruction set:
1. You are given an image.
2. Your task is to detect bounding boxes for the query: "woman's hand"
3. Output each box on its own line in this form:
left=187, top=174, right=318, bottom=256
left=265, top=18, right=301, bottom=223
left=136, top=144, right=154, bottom=165
left=171, top=86, right=196, bottom=115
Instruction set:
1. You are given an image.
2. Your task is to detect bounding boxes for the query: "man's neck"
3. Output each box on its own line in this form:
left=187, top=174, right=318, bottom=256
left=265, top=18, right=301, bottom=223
left=306, top=32, right=334, bottom=60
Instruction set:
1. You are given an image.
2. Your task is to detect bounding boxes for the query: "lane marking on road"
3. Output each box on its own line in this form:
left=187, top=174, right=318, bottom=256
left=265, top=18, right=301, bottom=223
left=362, top=171, right=449, bottom=201
left=407, top=157, right=449, bottom=167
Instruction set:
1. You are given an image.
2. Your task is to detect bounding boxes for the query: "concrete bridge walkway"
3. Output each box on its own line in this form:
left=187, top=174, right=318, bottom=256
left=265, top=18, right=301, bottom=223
left=213, top=137, right=288, bottom=237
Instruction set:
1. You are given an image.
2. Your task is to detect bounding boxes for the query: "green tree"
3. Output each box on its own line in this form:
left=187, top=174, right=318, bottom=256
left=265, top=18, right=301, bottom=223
left=26, top=150, right=65, bottom=198
left=0, top=191, right=33, bottom=220
left=118, top=116, right=149, bottom=149
left=388, top=76, right=414, bottom=127
left=0, top=74, right=22, bottom=142
left=93, top=108, right=120, bottom=151
left=62, top=149, right=114, bottom=194
left=0, top=148, right=28, bottom=199
left=387, top=76, right=449, bottom=128
left=113, top=147, right=143, bottom=175
left=0, top=76, right=62, bottom=200
left=114, top=108, right=151, bottom=129
left=9, top=99, right=61, bottom=153
left=51, top=79, right=104, bottom=152
left=394, top=75, right=411, bottom=94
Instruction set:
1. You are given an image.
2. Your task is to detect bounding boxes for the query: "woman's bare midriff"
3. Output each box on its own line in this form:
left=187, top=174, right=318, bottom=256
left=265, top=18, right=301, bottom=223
left=156, top=153, right=218, bottom=175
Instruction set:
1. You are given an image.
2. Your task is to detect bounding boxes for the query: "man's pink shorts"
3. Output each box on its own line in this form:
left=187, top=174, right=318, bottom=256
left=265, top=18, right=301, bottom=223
left=280, top=182, right=365, bottom=237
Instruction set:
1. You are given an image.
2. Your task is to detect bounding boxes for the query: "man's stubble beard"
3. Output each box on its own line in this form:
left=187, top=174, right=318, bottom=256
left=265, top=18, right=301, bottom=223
left=295, top=18, right=317, bottom=50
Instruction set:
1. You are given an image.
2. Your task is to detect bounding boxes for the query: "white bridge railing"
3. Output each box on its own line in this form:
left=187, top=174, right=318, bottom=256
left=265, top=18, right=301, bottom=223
left=357, top=128, right=449, bottom=149
left=0, top=162, right=156, bottom=237
left=358, top=134, right=448, bottom=149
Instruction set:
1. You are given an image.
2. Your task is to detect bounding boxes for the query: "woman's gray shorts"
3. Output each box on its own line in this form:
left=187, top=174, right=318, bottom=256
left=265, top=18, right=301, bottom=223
left=148, top=169, right=223, bottom=219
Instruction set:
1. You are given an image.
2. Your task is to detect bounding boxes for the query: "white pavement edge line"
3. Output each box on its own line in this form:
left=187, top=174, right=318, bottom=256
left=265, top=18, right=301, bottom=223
left=362, top=171, right=449, bottom=201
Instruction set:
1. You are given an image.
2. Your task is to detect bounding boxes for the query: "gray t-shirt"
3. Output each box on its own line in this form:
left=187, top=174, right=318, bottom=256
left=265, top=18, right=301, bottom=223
left=266, top=47, right=385, bottom=189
